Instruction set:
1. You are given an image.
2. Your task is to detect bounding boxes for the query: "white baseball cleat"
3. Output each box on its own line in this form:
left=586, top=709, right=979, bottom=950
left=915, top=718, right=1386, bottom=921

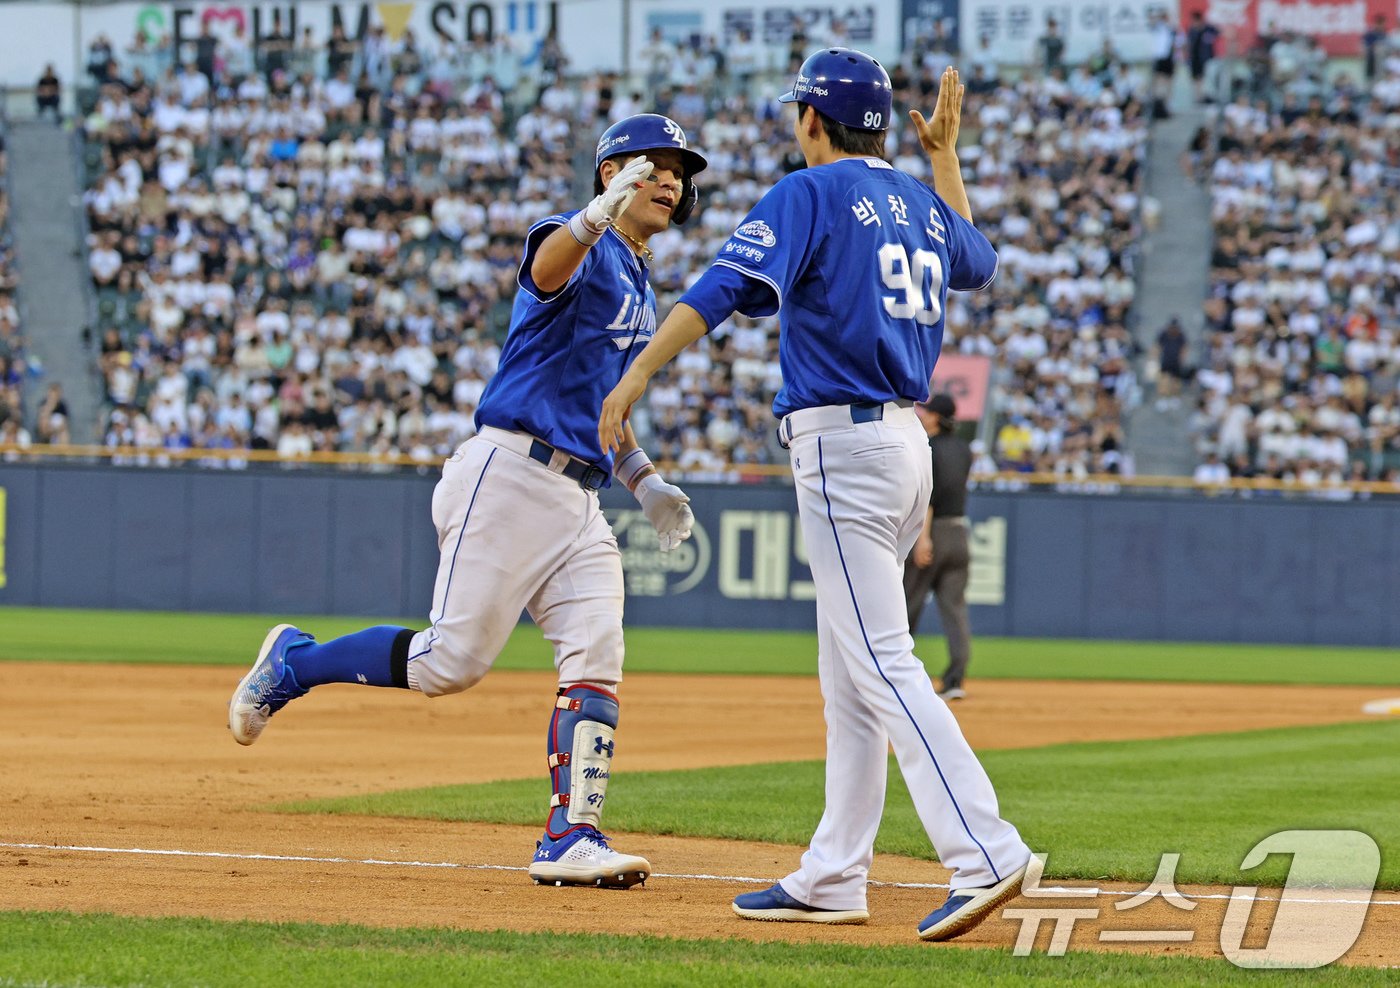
left=228, top=624, right=312, bottom=746
left=528, top=827, right=651, bottom=889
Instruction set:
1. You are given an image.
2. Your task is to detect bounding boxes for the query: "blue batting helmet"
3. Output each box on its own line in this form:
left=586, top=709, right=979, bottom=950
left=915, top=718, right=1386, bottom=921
left=593, top=113, right=708, bottom=225
left=779, top=47, right=893, bottom=131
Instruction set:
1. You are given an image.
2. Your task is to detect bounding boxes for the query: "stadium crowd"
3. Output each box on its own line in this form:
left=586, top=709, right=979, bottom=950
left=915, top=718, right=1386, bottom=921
left=68, top=23, right=1149, bottom=479
left=1187, top=38, right=1400, bottom=487
left=0, top=130, right=33, bottom=455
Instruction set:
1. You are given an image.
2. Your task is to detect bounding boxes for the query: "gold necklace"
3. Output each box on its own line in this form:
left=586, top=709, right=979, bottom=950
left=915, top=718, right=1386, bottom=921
left=613, top=223, right=653, bottom=265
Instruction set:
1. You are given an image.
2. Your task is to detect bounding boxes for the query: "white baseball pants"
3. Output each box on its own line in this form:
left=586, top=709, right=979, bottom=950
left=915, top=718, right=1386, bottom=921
left=777, top=402, right=1031, bottom=907
left=405, top=427, right=625, bottom=696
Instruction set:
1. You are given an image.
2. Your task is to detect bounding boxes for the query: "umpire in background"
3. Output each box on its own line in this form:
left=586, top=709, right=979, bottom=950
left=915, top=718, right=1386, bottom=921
left=903, top=393, right=973, bottom=701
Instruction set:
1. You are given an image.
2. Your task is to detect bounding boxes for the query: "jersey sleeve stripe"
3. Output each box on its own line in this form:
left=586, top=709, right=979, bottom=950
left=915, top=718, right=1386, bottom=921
left=516, top=217, right=570, bottom=304
left=712, top=258, right=783, bottom=313
left=967, top=255, right=998, bottom=293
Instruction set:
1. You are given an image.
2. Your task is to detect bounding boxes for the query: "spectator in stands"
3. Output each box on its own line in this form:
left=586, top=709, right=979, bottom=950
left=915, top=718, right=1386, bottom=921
left=1193, top=449, right=1229, bottom=485
left=36, top=383, right=70, bottom=444
left=1363, top=15, right=1390, bottom=84
left=70, top=26, right=1159, bottom=477
left=639, top=28, right=675, bottom=92
left=36, top=64, right=61, bottom=122
left=1192, top=69, right=1399, bottom=484
left=1148, top=10, right=1177, bottom=118
left=1037, top=18, right=1065, bottom=75
left=1186, top=11, right=1220, bottom=104
left=88, top=233, right=122, bottom=286
left=194, top=23, right=219, bottom=84
left=1153, top=317, right=1189, bottom=408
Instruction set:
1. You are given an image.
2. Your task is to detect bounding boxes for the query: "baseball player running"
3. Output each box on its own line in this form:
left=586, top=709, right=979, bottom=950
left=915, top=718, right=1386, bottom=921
left=600, top=55, right=1032, bottom=938
left=230, top=114, right=707, bottom=890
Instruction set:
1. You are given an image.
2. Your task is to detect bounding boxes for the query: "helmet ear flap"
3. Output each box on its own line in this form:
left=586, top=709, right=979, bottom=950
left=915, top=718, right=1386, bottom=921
left=672, top=179, right=699, bottom=225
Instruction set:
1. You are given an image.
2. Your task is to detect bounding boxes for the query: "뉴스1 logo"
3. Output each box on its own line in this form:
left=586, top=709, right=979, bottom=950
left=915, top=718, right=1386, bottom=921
left=1004, top=831, right=1381, bottom=969
left=734, top=220, right=777, bottom=247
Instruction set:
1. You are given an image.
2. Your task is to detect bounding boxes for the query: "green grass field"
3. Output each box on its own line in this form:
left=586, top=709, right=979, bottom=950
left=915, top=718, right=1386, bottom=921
left=4, top=607, right=1399, bottom=684
left=0, top=913, right=1390, bottom=987
left=4, top=605, right=1397, bottom=985
left=288, top=720, right=1400, bottom=889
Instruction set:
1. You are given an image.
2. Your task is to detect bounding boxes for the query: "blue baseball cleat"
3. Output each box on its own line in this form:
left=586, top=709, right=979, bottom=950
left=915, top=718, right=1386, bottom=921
left=228, top=624, right=313, bottom=746
left=917, top=862, right=1029, bottom=941
left=732, top=884, right=868, bottom=924
left=528, top=827, right=651, bottom=889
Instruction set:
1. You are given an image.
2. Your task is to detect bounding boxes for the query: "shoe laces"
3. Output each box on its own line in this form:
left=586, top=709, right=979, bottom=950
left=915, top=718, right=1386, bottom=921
left=247, top=666, right=283, bottom=706
left=561, top=827, right=613, bottom=852
left=249, top=659, right=306, bottom=711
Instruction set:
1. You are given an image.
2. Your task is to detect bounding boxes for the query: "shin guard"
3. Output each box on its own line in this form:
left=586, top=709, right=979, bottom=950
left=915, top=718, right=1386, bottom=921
left=544, top=684, right=619, bottom=839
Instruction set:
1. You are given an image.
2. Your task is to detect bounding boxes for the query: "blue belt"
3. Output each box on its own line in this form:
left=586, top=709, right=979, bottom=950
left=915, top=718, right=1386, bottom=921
left=779, top=399, right=915, bottom=447
left=850, top=399, right=915, bottom=423
left=528, top=439, right=609, bottom=491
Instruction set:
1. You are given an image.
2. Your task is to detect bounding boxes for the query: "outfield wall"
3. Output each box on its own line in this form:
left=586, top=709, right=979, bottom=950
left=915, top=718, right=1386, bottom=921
left=2, top=463, right=1398, bottom=646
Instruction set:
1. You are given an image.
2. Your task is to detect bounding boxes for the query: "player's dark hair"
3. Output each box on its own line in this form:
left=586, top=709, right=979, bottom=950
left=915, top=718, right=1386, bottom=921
left=797, top=102, right=887, bottom=159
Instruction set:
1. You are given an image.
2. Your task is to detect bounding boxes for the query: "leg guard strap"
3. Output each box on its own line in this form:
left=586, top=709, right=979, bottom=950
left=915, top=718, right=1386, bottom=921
left=545, top=684, right=619, bottom=839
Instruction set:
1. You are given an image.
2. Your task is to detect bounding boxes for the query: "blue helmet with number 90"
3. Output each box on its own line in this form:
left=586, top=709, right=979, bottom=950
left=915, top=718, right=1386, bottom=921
left=779, top=47, right=893, bottom=132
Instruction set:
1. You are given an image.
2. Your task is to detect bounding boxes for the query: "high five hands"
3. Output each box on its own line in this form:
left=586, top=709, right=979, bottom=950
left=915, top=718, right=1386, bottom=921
left=908, top=66, right=964, bottom=155
left=599, top=373, right=643, bottom=455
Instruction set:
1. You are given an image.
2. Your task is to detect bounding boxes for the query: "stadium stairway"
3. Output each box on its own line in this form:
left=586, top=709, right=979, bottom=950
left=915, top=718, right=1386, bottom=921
left=9, top=120, right=99, bottom=442
left=1127, top=82, right=1211, bottom=476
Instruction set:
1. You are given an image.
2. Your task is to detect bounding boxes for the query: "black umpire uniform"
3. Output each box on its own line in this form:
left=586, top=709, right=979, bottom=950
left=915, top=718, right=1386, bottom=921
left=902, top=394, right=973, bottom=699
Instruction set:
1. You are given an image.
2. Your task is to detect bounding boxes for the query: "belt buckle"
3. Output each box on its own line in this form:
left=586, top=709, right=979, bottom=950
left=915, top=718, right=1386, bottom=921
left=579, top=465, right=608, bottom=491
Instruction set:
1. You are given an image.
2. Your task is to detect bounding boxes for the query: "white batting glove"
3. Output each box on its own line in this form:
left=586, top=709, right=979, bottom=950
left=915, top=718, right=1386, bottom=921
left=570, top=156, right=654, bottom=244
left=635, top=473, right=694, bottom=553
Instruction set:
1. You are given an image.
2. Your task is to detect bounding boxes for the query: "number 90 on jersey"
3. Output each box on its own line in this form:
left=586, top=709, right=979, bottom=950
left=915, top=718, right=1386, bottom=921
left=879, top=243, right=944, bottom=326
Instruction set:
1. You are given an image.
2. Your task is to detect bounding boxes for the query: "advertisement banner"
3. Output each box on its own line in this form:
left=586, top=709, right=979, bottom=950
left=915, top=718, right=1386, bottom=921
left=930, top=353, right=991, bottom=420
left=901, top=0, right=963, bottom=53
left=0, top=0, right=626, bottom=89
left=1178, top=0, right=1391, bottom=57
left=627, top=0, right=901, bottom=79
left=6, top=463, right=1400, bottom=644
left=959, top=0, right=1179, bottom=67
left=598, top=484, right=1011, bottom=629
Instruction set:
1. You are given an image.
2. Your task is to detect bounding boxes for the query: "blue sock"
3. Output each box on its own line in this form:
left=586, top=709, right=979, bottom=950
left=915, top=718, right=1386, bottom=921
left=285, top=625, right=414, bottom=689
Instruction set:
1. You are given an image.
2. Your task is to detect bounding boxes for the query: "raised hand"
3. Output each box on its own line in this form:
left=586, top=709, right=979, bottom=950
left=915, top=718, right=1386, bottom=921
left=584, top=156, right=654, bottom=230
left=908, top=66, right=964, bottom=156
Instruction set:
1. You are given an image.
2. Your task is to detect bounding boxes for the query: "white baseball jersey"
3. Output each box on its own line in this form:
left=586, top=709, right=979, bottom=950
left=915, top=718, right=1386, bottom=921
left=679, top=158, right=1032, bottom=899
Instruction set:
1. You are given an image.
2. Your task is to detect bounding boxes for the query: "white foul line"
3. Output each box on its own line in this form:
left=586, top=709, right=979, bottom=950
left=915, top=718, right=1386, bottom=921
left=1, top=842, right=1393, bottom=908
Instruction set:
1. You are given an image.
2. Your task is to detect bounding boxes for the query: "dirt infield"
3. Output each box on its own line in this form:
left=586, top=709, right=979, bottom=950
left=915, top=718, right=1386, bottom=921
left=2, top=662, right=1395, bottom=966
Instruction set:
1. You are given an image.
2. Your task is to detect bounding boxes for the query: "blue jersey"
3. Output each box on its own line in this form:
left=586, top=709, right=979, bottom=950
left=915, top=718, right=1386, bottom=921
left=475, top=212, right=657, bottom=471
left=679, top=157, right=998, bottom=417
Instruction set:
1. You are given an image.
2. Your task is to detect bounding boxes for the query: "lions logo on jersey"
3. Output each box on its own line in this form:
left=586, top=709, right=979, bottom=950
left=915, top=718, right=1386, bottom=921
left=604, top=281, right=658, bottom=349
left=734, top=220, right=778, bottom=248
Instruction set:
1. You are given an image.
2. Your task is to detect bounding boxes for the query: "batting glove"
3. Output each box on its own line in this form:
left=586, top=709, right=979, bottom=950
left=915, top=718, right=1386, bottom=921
left=636, top=473, right=694, bottom=553
left=569, top=156, right=654, bottom=245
